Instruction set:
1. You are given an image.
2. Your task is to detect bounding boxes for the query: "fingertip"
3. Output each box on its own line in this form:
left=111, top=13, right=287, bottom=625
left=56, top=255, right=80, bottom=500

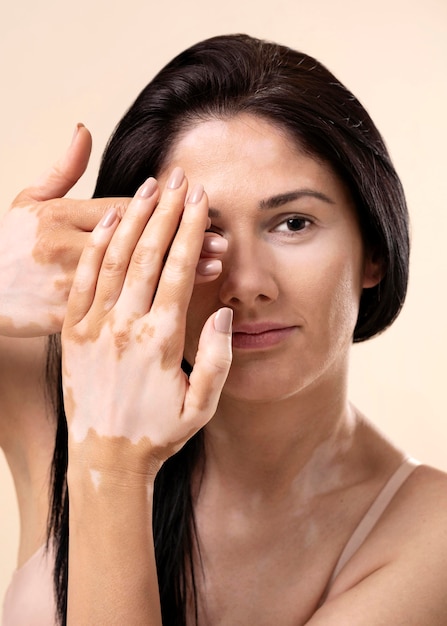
left=70, top=123, right=85, bottom=146
left=197, top=258, right=222, bottom=277
left=100, top=208, right=118, bottom=228
left=66, top=122, right=92, bottom=164
left=202, top=233, right=228, bottom=255
left=214, top=307, right=233, bottom=334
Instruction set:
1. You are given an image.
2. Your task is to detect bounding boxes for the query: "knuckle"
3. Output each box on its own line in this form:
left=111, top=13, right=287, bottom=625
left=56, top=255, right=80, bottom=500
left=131, top=242, right=162, bottom=269
left=101, top=250, right=128, bottom=275
left=165, top=249, right=195, bottom=277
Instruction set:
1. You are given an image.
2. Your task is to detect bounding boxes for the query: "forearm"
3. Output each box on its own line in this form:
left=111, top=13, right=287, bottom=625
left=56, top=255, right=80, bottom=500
left=0, top=335, right=49, bottom=449
left=67, top=440, right=162, bottom=626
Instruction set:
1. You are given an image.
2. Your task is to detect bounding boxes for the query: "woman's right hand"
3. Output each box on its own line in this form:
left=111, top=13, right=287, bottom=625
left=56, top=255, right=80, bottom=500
left=0, top=124, right=131, bottom=337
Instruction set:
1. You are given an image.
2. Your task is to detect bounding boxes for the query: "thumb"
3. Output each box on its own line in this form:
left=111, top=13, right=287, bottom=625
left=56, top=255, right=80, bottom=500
left=15, top=124, right=93, bottom=203
left=184, top=308, right=233, bottom=426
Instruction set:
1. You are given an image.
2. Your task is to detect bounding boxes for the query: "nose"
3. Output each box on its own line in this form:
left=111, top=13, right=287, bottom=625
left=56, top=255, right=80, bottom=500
left=218, top=238, right=279, bottom=309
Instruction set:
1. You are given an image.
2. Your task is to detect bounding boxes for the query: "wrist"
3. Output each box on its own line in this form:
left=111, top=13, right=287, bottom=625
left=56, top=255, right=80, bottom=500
left=67, top=429, right=163, bottom=491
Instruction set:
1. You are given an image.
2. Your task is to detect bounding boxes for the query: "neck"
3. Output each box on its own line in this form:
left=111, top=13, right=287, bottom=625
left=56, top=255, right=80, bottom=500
left=202, top=367, right=358, bottom=499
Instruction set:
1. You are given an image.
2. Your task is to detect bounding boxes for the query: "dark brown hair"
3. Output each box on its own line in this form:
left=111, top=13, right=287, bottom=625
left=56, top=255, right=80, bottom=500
left=48, top=33, right=409, bottom=625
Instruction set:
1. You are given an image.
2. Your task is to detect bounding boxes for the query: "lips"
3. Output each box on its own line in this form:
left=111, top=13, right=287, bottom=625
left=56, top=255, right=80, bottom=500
left=231, top=323, right=297, bottom=349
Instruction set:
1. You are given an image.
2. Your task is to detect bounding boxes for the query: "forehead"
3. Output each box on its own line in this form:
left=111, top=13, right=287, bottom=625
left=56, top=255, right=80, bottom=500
left=165, top=115, right=304, bottom=174
left=159, top=114, right=352, bottom=209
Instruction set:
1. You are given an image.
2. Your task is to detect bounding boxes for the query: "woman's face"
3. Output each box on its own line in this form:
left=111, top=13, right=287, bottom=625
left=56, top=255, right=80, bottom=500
left=158, top=114, right=379, bottom=403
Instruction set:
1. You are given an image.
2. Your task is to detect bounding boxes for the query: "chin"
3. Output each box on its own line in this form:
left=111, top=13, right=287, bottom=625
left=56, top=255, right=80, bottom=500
left=220, top=366, right=303, bottom=404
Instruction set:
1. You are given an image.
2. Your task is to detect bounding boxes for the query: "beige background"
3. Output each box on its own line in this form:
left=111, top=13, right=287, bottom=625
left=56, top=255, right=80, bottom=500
left=1, top=0, right=446, bottom=605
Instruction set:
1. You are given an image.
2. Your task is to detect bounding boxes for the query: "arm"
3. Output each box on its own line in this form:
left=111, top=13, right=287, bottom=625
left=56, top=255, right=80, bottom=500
left=0, top=127, right=134, bottom=566
left=61, top=170, right=232, bottom=623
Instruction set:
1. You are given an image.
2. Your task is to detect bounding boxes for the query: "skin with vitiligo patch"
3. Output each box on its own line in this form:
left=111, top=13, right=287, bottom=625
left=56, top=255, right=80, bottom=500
left=3, top=119, right=447, bottom=625
left=0, top=127, right=225, bottom=339
left=61, top=174, right=233, bottom=624
left=62, top=171, right=232, bottom=474
left=0, top=172, right=130, bottom=337
left=61, top=172, right=232, bottom=624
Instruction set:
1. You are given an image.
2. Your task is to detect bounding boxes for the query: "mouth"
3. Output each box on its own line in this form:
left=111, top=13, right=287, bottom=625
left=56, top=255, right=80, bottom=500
left=231, top=324, right=298, bottom=350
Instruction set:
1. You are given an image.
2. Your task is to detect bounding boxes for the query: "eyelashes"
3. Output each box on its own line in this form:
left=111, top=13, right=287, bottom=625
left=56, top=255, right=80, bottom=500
left=278, top=216, right=310, bottom=232
left=206, top=213, right=314, bottom=239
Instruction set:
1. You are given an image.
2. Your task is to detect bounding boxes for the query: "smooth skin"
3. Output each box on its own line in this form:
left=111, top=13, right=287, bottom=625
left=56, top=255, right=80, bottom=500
left=62, top=115, right=447, bottom=625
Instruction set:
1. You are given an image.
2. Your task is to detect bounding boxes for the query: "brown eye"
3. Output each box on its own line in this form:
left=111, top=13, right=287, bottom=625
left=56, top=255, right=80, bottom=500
left=286, top=217, right=307, bottom=231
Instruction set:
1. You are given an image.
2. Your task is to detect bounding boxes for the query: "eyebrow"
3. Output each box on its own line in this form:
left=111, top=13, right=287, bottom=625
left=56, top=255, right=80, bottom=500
left=208, top=189, right=335, bottom=218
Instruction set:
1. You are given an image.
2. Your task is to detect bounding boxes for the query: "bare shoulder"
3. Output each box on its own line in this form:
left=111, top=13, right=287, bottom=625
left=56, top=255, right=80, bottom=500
left=313, top=463, right=447, bottom=625
left=352, top=462, right=447, bottom=574
left=386, top=462, right=447, bottom=532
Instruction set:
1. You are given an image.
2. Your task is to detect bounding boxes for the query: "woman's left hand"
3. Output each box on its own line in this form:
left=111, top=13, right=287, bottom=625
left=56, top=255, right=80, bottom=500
left=61, top=169, right=232, bottom=479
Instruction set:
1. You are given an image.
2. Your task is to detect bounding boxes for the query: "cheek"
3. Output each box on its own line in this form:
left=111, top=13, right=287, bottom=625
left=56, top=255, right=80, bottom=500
left=312, top=250, right=365, bottom=336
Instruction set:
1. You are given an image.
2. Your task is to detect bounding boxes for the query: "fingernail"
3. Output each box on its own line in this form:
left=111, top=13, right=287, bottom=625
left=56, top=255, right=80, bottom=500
left=139, top=177, right=158, bottom=198
left=101, top=208, right=117, bottom=228
left=203, top=235, right=228, bottom=254
left=187, top=183, right=204, bottom=204
left=167, top=166, right=184, bottom=189
left=214, top=308, right=233, bottom=333
left=71, top=122, right=84, bottom=146
left=197, top=259, right=222, bottom=276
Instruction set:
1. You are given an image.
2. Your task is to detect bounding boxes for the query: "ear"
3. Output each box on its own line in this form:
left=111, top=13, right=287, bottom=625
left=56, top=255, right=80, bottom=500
left=362, top=251, right=385, bottom=289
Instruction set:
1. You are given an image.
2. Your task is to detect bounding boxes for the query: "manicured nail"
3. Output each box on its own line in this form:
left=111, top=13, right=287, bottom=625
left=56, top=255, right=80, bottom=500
left=203, top=235, right=228, bottom=254
left=214, top=308, right=233, bottom=333
left=167, top=166, right=185, bottom=189
left=197, top=259, right=222, bottom=276
left=139, top=177, right=158, bottom=198
left=101, top=208, right=117, bottom=228
left=187, top=183, right=204, bottom=204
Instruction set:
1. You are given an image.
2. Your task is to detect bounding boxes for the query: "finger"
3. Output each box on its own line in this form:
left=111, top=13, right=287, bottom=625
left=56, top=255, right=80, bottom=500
left=200, top=232, right=228, bottom=258
left=64, top=208, right=120, bottom=327
left=15, top=124, right=93, bottom=203
left=91, top=177, right=161, bottom=313
left=30, top=195, right=131, bottom=235
left=183, top=308, right=233, bottom=425
left=194, top=259, right=223, bottom=284
left=113, top=168, right=190, bottom=315
left=151, top=182, right=209, bottom=317
left=194, top=233, right=227, bottom=284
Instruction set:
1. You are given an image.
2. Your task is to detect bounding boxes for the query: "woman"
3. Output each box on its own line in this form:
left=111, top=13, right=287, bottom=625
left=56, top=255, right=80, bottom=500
left=2, top=34, right=447, bottom=625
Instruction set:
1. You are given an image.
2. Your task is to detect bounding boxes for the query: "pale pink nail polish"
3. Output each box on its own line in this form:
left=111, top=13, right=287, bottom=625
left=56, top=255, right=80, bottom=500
left=139, top=178, right=158, bottom=198
left=167, top=167, right=185, bottom=189
left=187, top=184, right=204, bottom=204
left=101, top=208, right=117, bottom=228
left=203, top=235, right=228, bottom=253
left=198, top=259, right=222, bottom=276
left=214, top=308, right=233, bottom=333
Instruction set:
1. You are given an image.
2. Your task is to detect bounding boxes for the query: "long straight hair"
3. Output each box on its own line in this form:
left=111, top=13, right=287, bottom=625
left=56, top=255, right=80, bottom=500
left=47, top=33, right=409, bottom=624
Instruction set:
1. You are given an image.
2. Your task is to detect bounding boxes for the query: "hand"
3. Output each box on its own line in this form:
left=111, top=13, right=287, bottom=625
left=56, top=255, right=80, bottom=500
left=61, top=168, right=232, bottom=478
left=0, top=124, right=131, bottom=337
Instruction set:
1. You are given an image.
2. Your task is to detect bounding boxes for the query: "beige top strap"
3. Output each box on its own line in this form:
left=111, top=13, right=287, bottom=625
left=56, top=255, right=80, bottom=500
left=324, top=457, right=421, bottom=594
